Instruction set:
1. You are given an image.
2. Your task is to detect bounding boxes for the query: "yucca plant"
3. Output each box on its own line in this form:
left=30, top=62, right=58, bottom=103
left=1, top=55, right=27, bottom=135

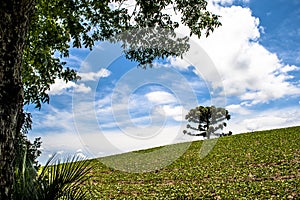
left=36, top=155, right=92, bottom=200
left=14, top=153, right=93, bottom=200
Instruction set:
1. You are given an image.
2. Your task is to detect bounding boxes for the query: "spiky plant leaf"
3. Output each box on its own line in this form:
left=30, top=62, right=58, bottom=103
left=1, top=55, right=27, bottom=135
left=37, top=154, right=93, bottom=200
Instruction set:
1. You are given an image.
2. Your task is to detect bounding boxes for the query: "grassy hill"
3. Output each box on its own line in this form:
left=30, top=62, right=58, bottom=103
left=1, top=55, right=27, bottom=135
left=83, top=126, right=300, bottom=199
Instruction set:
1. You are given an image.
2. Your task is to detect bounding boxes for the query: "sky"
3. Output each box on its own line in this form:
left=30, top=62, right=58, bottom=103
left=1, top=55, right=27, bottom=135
left=27, top=0, right=300, bottom=164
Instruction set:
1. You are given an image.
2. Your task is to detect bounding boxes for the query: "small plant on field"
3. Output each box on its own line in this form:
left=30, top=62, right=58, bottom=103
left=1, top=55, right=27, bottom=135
left=183, top=105, right=231, bottom=139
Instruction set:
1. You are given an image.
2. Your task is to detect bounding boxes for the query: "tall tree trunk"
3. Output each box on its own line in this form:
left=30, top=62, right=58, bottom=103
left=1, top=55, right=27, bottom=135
left=0, top=0, right=34, bottom=198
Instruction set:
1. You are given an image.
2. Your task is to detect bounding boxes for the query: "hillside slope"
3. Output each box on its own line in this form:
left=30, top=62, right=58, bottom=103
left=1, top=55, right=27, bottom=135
left=85, top=126, right=300, bottom=199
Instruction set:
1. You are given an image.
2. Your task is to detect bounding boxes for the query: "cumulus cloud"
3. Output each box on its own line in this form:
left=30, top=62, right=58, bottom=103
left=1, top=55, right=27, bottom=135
left=160, top=105, right=185, bottom=122
left=211, top=0, right=235, bottom=5
left=226, top=104, right=251, bottom=115
left=170, top=3, right=300, bottom=105
left=48, top=68, right=111, bottom=95
left=78, top=68, right=111, bottom=81
left=166, top=56, right=191, bottom=70
left=145, top=91, right=177, bottom=104
left=48, top=79, right=91, bottom=95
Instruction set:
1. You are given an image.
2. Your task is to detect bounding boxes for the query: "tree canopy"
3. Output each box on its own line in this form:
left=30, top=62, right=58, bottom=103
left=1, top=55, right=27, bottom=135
left=183, top=106, right=231, bottom=139
left=23, top=0, right=221, bottom=108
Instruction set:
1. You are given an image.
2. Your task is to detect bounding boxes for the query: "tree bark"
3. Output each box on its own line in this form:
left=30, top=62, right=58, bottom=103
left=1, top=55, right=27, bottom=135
left=0, top=0, right=34, bottom=198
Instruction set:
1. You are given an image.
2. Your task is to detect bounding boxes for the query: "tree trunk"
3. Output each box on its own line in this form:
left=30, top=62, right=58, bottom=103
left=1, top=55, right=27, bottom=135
left=206, top=117, right=210, bottom=139
left=0, top=0, right=34, bottom=198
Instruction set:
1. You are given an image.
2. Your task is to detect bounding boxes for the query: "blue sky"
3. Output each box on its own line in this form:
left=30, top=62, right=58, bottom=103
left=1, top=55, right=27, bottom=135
left=27, top=0, right=300, bottom=163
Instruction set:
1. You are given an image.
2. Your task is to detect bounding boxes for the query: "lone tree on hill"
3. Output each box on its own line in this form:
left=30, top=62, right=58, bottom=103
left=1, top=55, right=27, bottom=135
left=183, top=106, right=231, bottom=139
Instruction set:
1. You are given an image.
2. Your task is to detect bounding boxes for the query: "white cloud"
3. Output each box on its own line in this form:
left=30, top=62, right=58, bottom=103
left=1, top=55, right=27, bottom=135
left=161, top=3, right=299, bottom=105
left=227, top=106, right=300, bottom=133
left=145, top=91, right=177, bottom=104
left=211, top=0, right=235, bottom=5
left=167, top=56, right=191, bottom=70
left=33, top=106, right=75, bottom=131
left=49, top=79, right=91, bottom=95
left=48, top=79, right=75, bottom=95
left=210, top=0, right=249, bottom=5
left=226, top=104, right=251, bottom=115
left=78, top=68, right=111, bottom=81
left=190, top=4, right=300, bottom=105
left=48, top=69, right=110, bottom=95
left=160, top=105, right=185, bottom=122
left=280, top=65, right=299, bottom=74
left=166, top=3, right=300, bottom=105
left=75, top=83, right=92, bottom=93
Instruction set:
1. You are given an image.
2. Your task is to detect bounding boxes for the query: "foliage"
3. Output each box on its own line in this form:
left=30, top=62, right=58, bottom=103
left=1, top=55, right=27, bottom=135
left=15, top=113, right=42, bottom=170
left=13, top=154, right=93, bottom=200
left=22, top=0, right=221, bottom=109
left=183, top=105, right=231, bottom=138
left=82, top=126, right=300, bottom=199
left=13, top=112, right=42, bottom=198
left=13, top=135, right=42, bottom=197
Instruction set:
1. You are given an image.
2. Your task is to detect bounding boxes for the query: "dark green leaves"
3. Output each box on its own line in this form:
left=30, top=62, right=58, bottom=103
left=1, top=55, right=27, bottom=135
left=184, top=105, right=231, bottom=138
left=22, top=0, right=221, bottom=108
left=175, top=0, right=222, bottom=37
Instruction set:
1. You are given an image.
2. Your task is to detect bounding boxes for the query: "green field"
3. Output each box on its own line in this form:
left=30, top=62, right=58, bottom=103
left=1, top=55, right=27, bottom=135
left=84, top=126, right=300, bottom=199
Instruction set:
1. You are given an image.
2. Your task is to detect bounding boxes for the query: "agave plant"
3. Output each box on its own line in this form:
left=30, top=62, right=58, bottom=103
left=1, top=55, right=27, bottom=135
left=14, top=153, right=93, bottom=200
